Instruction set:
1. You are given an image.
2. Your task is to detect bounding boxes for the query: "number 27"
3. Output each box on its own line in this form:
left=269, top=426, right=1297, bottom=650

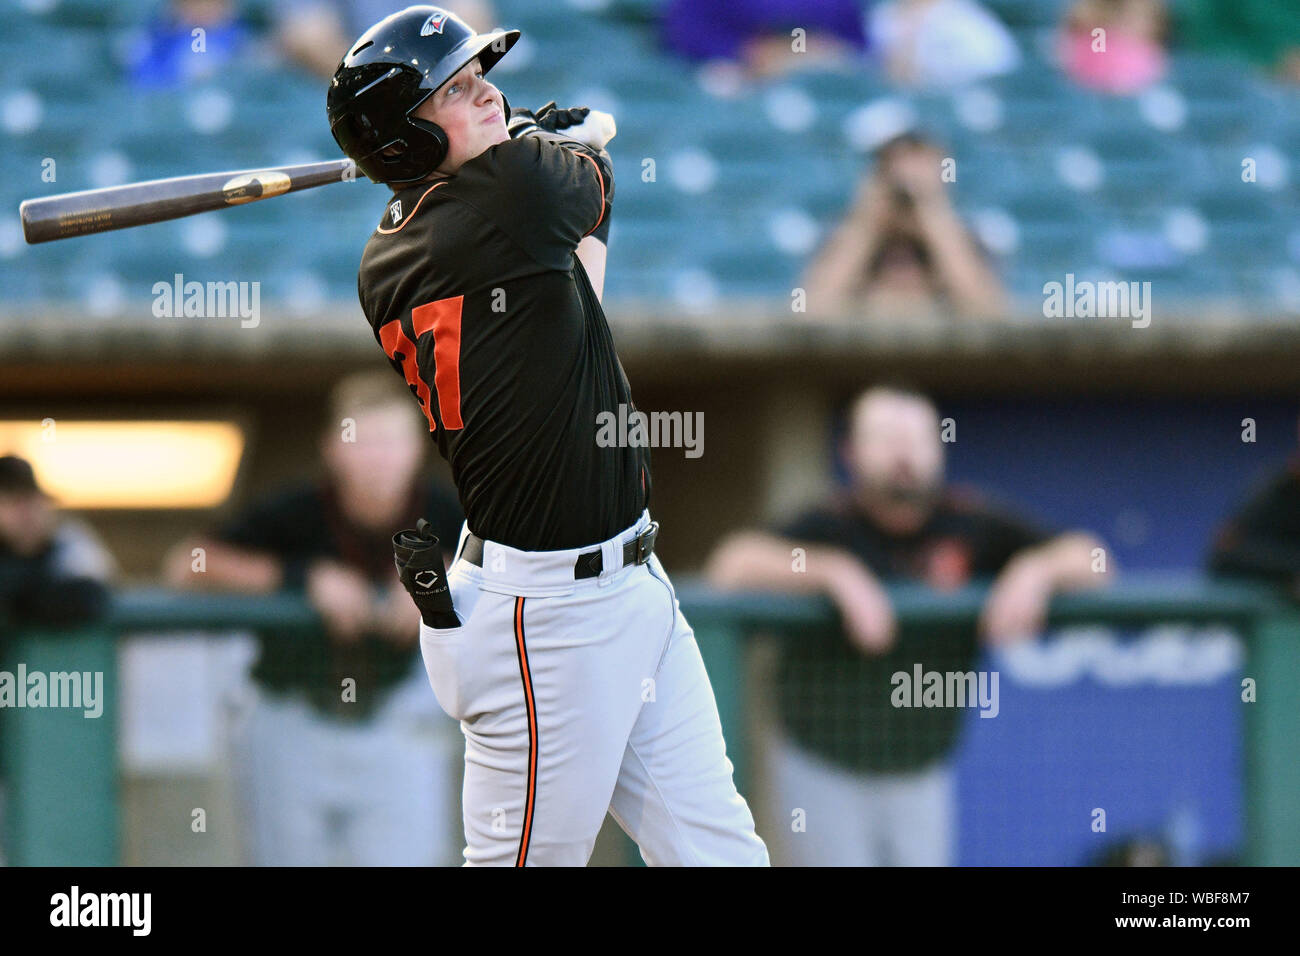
left=378, top=295, right=465, bottom=432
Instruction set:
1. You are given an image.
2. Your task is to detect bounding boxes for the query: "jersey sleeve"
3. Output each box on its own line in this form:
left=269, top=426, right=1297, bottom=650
left=451, top=133, right=614, bottom=271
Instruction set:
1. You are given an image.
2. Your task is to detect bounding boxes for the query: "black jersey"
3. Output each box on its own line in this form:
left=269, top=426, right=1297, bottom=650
left=772, top=488, right=1050, bottom=772
left=356, top=130, right=650, bottom=552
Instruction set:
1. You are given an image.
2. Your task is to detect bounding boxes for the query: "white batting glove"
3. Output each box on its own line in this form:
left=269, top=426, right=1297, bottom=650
left=530, top=103, right=616, bottom=150
left=562, top=109, right=617, bottom=150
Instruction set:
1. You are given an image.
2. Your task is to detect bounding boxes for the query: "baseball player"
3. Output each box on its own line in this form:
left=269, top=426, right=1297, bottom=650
left=327, top=6, right=769, bottom=866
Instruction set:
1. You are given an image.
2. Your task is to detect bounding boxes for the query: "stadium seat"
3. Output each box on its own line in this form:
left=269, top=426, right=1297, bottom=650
left=5, top=0, right=1299, bottom=314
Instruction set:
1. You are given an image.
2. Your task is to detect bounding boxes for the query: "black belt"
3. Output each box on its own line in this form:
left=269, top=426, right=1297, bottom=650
left=459, top=522, right=659, bottom=580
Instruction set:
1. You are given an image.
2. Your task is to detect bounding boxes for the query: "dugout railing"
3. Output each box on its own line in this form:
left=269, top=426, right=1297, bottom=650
left=2, top=577, right=1297, bottom=866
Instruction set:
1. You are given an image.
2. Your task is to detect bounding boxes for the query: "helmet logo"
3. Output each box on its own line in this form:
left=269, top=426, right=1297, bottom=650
left=420, top=13, right=448, bottom=36
left=389, top=199, right=403, bottom=222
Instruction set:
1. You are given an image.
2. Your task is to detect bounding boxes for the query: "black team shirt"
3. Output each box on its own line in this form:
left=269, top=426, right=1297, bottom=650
left=773, top=488, right=1050, bottom=772
left=357, top=128, right=650, bottom=551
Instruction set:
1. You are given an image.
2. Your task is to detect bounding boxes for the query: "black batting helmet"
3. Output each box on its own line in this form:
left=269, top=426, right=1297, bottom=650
left=327, top=6, right=520, bottom=185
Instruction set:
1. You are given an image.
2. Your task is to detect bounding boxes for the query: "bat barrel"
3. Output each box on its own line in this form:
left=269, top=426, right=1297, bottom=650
left=19, top=159, right=358, bottom=244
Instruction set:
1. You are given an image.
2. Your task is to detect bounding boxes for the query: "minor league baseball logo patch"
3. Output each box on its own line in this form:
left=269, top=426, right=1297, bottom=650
left=420, top=13, right=448, bottom=36
left=389, top=199, right=403, bottom=223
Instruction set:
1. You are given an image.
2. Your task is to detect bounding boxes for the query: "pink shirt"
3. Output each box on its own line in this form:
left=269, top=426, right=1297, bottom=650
left=1060, top=29, right=1166, bottom=94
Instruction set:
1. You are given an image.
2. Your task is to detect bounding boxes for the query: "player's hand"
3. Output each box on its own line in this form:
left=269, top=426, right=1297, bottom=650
left=505, top=101, right=577, bottom=138
left=508, top=101, right=616, bottom=149
left=980, top=558, right=1052, bottom=646
left=372, top=580, right=419, bottom=646
left=306, top=560, right=373, bottom=644
left=825, top=557, right=896, bottom=655
left=534, top=102, right=590, bottom=133
left=557, top=108, right=616, bottom=149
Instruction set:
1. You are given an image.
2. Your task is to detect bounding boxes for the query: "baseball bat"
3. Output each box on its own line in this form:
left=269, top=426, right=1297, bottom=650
left=19, top=158, right=358, bottom=244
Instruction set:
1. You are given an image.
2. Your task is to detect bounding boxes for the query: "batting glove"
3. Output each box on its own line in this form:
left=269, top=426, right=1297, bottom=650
left=535, top=102, right=592, bottom=133
left=392, top=518, right=461, bottom=629
left=551, top=106, right=617, bottom=150
left=508, top=102, right=615, bottom=149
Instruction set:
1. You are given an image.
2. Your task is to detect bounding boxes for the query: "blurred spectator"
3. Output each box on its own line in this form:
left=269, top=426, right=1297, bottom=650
left=126, top=0, right=252, bottom=89
left=800, top=132, right=1007, bottom=319
left=163, top=371, right=464, bottom=866
left=1058, top=0, right=1168, bottom=95
left=272, top=0, right=498, bottom=78
left=1207, top=413, right=1300, bottom=602
left=870, top=0, right=1020, bottom=91
left=660, top=0, right=870, bottom=81
left=1175, top=0, right=1300, bottom=85
left=707, top=384, right=1112, bottom=865
left=0, top=454, right=116, bottom=867
left=0, top=455, right=115, bottom=628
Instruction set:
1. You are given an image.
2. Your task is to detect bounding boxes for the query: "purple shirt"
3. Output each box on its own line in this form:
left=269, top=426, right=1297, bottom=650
left=662, top=0, right=870, bottom=61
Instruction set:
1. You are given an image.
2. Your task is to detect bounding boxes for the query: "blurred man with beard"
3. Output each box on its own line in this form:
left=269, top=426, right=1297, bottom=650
left=707, top=384, right=1110, bottom=865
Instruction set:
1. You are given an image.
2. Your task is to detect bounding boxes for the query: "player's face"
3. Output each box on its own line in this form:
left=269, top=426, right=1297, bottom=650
left=322, top=403, right=425, bottom=502
left=0, top=491, right=55, bottom=557
left=416, top=58, right=508, bottom=175
left=847, top=392, right=945, bottom=506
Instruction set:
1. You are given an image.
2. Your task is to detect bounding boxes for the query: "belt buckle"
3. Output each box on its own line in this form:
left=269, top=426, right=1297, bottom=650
left=634, top=521, right=659, bottom=565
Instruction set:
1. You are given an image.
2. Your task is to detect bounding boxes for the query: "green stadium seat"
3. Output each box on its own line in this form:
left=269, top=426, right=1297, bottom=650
left=984, top=0, right=1071, bottom=31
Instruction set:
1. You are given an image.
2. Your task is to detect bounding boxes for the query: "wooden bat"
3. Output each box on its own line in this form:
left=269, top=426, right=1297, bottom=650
left=19, top=159, right=358, bottom=244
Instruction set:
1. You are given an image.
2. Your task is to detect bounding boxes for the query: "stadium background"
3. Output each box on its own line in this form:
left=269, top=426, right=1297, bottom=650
left=0, top=0, right=1298, bottom=866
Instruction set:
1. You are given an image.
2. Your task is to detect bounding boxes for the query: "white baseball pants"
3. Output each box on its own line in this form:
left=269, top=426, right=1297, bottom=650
left=419, top=510, right=770, bottom=866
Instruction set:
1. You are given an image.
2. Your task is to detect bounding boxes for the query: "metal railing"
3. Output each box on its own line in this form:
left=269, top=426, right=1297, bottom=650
left=3, top=575, right=1296, bottom=865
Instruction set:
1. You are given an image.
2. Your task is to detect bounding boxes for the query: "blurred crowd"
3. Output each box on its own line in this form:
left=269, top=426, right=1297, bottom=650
left=659, top=0, right=1300, bottom=90
left=21, top=0, right=1290, bottom=318
left=118, top=0, right=1300, bottom=91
